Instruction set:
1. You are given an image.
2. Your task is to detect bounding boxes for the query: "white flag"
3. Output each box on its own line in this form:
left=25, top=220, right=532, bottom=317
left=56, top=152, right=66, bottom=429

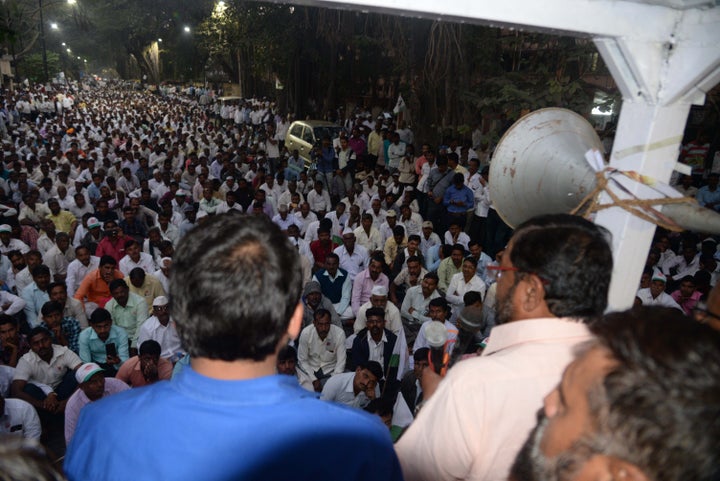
left=393, top=94, right=406, bottom=114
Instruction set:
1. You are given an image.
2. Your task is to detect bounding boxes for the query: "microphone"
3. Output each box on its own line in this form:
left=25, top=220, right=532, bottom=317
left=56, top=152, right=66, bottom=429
left=425, top=321, right=449, bottom=375
left=449, top=305, right=485, bottom=367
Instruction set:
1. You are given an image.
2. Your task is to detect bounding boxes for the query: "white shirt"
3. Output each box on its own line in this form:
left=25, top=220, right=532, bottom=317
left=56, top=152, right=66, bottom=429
left=320, top=371, right=378, bottom=408
left=420, top=232, right=442, bottom=257
left=307, top=189, right=332, bottom=212
left=1, top=398, right=41, bottom=440
left=333, top=244, right=369, bottom=282
left=400, top=285, right=441, bottom=324
left=118, top=252, right=156, bottom=276
left=272, top=213, right=301, bottom=232
left=387, top=142, right=407, bottom=169
left=297, top=324, right=347, bottom=382
left=215, top=201, right=244, bottom=216
left=353, top=301, right=404, bottom=336
left=0, top=238, right=30, bottom=255
left=444, top=231, right=471, bottom=250
left=353, top=226, right=383, bottom=253
left=636, top=288, right=683, bottom=311
left=137, top=316, right=184, bottom=360
left=0, top=291, right=26, bottom=316
left=398, top=213, right=424, bottom=237
left=412, top=320, right=458, bottom=367
left=43, top=245, right=75, bottom=281
left=445, top=273, right=487, bottom=310
left=13, top=345, right=82, bottom=389
left=367, top=330, right=388, bottom=367
left=66, top=256, right=99, bottom=297
left=293, top=211, right=318, bottom=237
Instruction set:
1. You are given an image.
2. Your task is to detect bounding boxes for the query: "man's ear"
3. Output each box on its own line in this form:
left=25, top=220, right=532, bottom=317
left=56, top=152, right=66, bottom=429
left=286, top=302, right=303, bottom=341
left=575, top=455, right=650, bottom=481
left=520, top=274, right=546, bottom=312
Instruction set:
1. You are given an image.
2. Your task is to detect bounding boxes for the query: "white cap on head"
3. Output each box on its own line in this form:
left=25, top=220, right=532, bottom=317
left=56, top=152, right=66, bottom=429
left=371, top=285, right=388, bottom=297
left=153, top=295, right=169, bottom=307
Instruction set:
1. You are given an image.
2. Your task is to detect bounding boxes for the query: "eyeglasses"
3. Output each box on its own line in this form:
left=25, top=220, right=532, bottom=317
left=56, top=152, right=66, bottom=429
left=486, top=265, right=549, bottom=285
left=153, top=305, right=169, bottom=311
left=486, top=265, right=520, bottom=282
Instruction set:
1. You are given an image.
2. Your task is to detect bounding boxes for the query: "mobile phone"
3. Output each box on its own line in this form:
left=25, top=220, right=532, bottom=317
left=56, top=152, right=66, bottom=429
left=106, top=342, right=117, bottom=357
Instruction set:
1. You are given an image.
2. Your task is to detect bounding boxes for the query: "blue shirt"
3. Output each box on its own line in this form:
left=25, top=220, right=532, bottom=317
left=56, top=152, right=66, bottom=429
left=77, top=324, right=129, bottom=364
left=66, top=367, right=403, bottom=481
left=20, top=282, right=49, bottom=328
left=696, top=186, right=720, bottom=210
left=443, top=184, right=475, bottom=214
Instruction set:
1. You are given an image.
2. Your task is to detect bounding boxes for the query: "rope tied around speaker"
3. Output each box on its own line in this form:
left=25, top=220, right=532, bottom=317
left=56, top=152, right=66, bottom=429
left=570, top=169, right=697, bottom=232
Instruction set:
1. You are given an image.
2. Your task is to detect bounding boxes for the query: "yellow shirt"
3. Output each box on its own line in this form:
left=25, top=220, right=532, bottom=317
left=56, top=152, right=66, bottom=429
left=126, top=274, right=167, bottom=315
left=48, top=210, right=77, bottom=233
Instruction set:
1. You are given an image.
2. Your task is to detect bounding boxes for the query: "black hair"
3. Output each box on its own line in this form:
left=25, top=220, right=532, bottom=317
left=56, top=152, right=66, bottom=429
left=429, top=297, right=449, bottom=313
left=509, top=214, right=612, bottom=321
left=139, top=339, right=161, bottom=357
left=278, top=345, right=297, bottom=363
left=28, top=326, right=51, bottom=340
left=366, top=307, right=385, bottom=320
left=31, top=265, right=50, bottom=278
left=0, top=314, right=17, bottom=327
left=413, top=347, right=430, bottom=362
left=108, top=279, right=128, bottom=292
left=129, top=268, right=145, bottom=281
left=170, top=214, right=303, bottom=362
left=358, top=361, right=384, bottom=381
left=99, top=255, right=117, bottom=267
left=89, top=308, right=112, bottom=325
left=40, top=301, right=63, bottom=316
left=463, top=291, right=483, bottom=306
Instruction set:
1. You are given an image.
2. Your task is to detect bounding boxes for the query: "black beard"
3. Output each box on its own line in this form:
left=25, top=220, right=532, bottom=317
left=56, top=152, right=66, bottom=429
left=495, top=280, right=518, bottom=325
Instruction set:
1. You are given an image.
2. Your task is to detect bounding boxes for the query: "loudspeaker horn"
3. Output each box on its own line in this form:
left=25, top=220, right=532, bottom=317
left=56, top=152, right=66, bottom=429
left=489, top=107, right=720, bottom=234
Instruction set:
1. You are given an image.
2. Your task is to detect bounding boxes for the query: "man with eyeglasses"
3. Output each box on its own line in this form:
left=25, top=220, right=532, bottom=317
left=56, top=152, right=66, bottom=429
left=396, top=214, right=613, bottom=481
left=136, top=296, right=183, bottom=362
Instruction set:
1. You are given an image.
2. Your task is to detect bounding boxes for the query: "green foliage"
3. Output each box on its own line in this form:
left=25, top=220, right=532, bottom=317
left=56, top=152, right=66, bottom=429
left=22, top=52, right=61, bottom=82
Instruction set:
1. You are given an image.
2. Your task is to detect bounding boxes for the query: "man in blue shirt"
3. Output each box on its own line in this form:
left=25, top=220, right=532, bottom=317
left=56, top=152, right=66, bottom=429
left=695, top=173, right=720, bottom=211
left=66, top=214, right=402, bottom=481
left=77, top=307, right=129, bottom=374
left=21, top=264, right=51, bottom=328
left=443, top=172, right=475, bottom=230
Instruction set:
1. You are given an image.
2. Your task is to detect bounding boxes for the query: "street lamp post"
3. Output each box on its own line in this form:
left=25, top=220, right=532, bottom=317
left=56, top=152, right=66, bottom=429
left=39, top=0, right=49, bottom=82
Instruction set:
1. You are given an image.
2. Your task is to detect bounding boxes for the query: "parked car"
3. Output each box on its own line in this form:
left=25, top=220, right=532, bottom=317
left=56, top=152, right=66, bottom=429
left=285, top=120, right=344, bottom=167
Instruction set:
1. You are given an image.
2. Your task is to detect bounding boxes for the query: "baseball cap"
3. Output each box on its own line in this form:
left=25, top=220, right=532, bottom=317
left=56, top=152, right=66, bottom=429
left=75, top=362, right=104, bottom=383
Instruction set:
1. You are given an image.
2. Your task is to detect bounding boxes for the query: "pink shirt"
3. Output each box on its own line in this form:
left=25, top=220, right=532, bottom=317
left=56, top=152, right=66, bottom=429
left=116, top=356, right=173, bottom=388
left=395, top=317, right=593, bottom=481
left=670, top=289, right=702, bottom=316
left=65, top=377, right=130, bottom=444
left=351, top=268, right=389, bottom=315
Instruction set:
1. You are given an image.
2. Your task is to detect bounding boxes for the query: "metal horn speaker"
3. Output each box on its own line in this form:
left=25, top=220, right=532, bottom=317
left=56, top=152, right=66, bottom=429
left=489, top=107, right=720, bottom=234
left=489, top=107, right=601, bottom=229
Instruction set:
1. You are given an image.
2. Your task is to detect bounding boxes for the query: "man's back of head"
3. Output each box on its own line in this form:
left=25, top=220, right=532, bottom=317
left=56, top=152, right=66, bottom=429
left=508, top=214, right=613, bottom=321
left=171, top=213, right=303, bottom=362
